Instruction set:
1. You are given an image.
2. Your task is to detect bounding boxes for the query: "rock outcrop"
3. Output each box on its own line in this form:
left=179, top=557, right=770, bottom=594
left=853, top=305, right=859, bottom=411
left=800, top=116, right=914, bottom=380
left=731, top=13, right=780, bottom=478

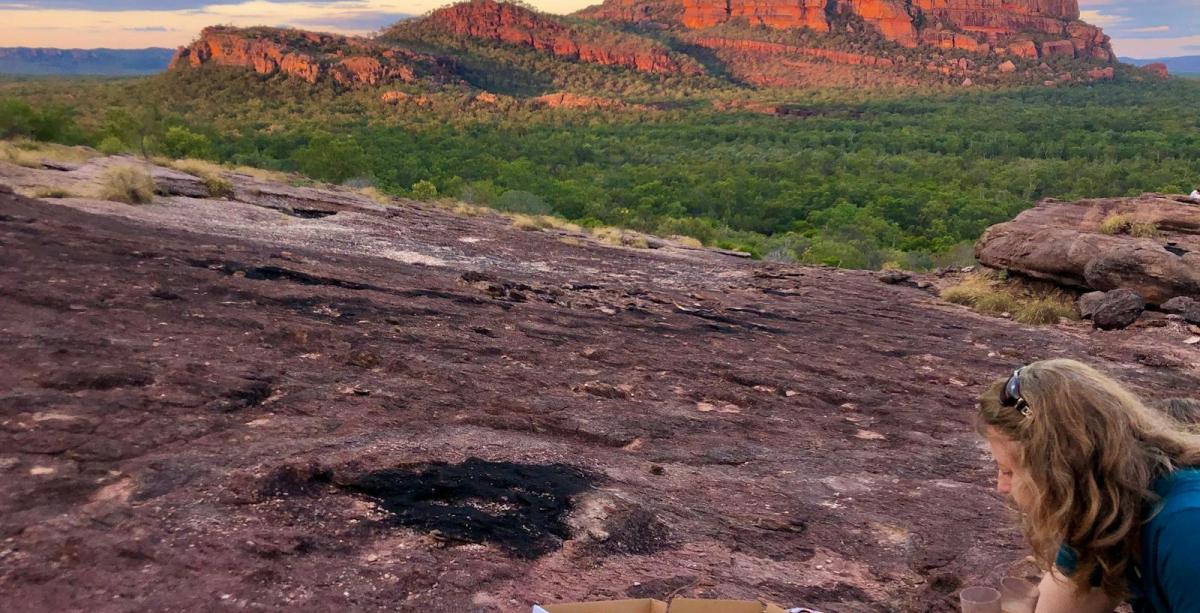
left=1142, top=62, right=1170, bottom=78
left=170, top=26, right=457, bottom=89
left=976, top=194, right=1200, bottom=305
left=531, top=92, right=647, bottom=111
left=580, top=0, right=1114, bottom=61
left=395, top=0, right=701, bottom=75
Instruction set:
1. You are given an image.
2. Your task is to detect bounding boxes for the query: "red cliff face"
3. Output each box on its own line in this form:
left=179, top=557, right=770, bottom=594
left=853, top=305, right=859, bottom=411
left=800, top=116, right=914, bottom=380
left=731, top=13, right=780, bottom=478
left=581, top=0, right=1113, bottom=61
left=411, top=0, right=701, bottom=75
left=169, top=26, right=455, bottom=88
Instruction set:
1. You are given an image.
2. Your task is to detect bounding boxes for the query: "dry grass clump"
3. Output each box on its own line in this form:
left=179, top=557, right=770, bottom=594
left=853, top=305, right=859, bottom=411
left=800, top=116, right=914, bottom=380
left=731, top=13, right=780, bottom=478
left=589, top=226, right=649, bottom=248
left=357, top=186, right=393, bottom=205
left=1098, top=213, right=1159, bottom=238
left=1, top=140, right=97, bottom=168
left=941, top=272, right=1078, bottom=325
left=667, top=235, right=705, bottom=249
left=29, top=186, right=77, bottom=199
left=231, top=165, right=291, bottom=183
left=98, top=165, right=156, bottom=204
left=1014, top=295, right=1078, bottom=325
left=506, top=213, right=583, bottom=233
left=168, top=159, right=234, bottom=198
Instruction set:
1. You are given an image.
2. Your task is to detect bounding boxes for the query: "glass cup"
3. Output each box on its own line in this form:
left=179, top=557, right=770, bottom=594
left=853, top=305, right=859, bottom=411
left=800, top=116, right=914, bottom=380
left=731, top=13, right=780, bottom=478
left=999, top=577, right=1039, bottom=613
left=960, top=586, right=1002, bottom=613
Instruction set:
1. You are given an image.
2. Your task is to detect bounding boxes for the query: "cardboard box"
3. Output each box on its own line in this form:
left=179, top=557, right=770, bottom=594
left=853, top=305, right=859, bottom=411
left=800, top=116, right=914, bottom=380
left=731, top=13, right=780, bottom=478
left=533, top=597, right=788, bottom=613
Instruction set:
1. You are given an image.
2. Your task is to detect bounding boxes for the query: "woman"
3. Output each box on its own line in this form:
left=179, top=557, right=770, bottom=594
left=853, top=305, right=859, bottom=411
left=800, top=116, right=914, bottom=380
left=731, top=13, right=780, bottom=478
left=977, top=359, right=1200, bottom=612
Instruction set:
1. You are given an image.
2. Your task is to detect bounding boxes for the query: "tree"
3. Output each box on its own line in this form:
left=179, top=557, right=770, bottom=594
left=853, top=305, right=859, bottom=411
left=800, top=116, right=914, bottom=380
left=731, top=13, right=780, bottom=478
left=293, top=135, right=368, bottom=184
left=162, top=126, right=214, bottom=160
left=411, top=180, right=438, bottom=201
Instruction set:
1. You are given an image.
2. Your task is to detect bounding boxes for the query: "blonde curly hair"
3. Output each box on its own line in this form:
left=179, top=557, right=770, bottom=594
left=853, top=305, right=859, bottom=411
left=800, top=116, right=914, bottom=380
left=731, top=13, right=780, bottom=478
left=976, top=359, right=1200, bottom=598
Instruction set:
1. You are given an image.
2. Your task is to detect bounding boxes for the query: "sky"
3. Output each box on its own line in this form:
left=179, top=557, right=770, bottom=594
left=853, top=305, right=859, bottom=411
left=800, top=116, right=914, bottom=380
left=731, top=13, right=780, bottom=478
left=0, top=0, right=1196, bottom=59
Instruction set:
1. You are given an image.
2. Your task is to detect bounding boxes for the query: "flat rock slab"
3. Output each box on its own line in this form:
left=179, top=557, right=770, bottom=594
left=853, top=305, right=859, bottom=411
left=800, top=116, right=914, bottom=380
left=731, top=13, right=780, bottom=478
left=1, top=175, right=1198, bottom=612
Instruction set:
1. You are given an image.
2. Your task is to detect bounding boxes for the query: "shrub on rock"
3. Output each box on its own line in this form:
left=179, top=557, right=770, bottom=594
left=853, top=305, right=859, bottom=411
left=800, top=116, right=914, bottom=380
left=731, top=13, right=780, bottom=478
left=99, top=165, right=156, bottom=204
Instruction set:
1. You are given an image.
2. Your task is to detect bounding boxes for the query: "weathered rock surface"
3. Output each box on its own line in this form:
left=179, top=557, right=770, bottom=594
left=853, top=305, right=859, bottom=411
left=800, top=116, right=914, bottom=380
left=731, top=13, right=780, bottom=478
left=976, top=194, right=1200, bottom=305
left=3, top=157, right=1198, bottom=611
left=394, top=0, right=701, bottom=75
left=170, top=26, right=457, bottom=88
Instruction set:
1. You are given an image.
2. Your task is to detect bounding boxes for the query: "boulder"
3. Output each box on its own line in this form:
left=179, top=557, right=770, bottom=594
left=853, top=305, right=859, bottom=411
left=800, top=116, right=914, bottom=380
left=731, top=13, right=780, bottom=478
left=1162, top=296, right=1200, bottom=324
left=1090, top=289, right=1145, bottom=330
left=1078, top=291, right=1106, bottom=319
left=998, top=60, right=1017, bottom=74
left=877, top=270, right=912, bottom=284
left=1162, top=296, right=1198, bottom=314
left=976, top=194, right=1200, bottom=305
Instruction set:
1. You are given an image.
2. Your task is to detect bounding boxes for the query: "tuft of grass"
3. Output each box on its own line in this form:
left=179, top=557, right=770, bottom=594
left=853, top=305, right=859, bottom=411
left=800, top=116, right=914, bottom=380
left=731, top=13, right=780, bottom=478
left=1099, top=213, right=1159, bottom=238
left=232, top=164, right=291, bottom=183
left=30, top=186, right=76, bottom=199
left=1, top=140, right=98, bottom=168
left=1129, top=221, right=1160, bottom=238
left=98, top=165, right=156, bottom=204
left=668, top=235, right=705, bottom=249
left=1098, top=213, right=1133, bottom=235
left=510, top=213, right=544, bottom=231
left=973, top=291, right=1020, bottom=316
left=941, top=274, right=994, bottom=306
left=506, top=213, right=583, bottom=233
left=169, top=159, right=234, bottom=198
left=1014, top=294, right=1078, bottom=325
left=942, top=272, right=1080, bottom=325
left=590, top=226, right=652, bottom=248
left=357, top=186, right=392, bottom=205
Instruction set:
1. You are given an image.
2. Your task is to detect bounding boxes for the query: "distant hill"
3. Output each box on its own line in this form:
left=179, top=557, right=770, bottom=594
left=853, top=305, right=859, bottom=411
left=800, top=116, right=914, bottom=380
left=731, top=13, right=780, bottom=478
left=1120, top=55, right=1200, bottom=76
left=0, top=47, right=175, bottom=76
left=168, top=0, right=1127, bottom=93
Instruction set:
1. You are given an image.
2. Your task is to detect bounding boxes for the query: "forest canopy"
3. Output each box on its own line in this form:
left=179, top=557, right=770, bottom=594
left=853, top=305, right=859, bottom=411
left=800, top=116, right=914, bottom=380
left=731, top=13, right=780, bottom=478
left=2, top=71, right=1198, bottom=270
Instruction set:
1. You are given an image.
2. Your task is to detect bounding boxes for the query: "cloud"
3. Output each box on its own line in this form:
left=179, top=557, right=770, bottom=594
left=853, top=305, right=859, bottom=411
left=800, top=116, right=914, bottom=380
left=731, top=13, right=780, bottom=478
left=21, top=0, right=345, bottom=9
left=291, top=11, right=412, bottom=31
left=1127, top=25, right=1170, bottom=33
left=1080, top=9, right=1129, bottom=29
left=124, top=26, right=170, bottom=31
left=1115, top=35, right=1200, bottom=59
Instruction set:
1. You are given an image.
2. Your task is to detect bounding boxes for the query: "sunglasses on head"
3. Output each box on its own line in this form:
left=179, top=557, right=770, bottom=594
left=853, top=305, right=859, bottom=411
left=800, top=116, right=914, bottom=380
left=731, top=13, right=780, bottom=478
left=1001, top=367, right=1033, bottom=418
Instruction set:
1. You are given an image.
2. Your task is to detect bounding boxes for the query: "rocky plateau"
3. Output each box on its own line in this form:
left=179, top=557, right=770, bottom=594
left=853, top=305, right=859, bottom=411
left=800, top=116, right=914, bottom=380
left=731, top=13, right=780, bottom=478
left=2, top=155, right=1198, bottom=612
left=164, top=0, right=1131, bottom=91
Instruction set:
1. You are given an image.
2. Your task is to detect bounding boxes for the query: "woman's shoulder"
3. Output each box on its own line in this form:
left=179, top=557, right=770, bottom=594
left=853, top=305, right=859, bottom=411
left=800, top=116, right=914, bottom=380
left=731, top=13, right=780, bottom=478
left=1155, top=468, right=1200, bottom=505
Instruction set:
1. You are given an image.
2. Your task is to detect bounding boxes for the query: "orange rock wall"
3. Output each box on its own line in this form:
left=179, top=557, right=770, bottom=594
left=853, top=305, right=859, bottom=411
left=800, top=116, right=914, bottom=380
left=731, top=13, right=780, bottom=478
left=586, top=0, right=1111, bottom=60
left=170, top=27, right=451, bottom=88
left=423, top=0, right=699, bottom=75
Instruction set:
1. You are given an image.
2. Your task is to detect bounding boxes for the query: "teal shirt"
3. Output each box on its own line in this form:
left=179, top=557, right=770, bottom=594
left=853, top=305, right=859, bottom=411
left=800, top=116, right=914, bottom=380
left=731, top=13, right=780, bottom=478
left=1055, top=468, right=1200, bottom=613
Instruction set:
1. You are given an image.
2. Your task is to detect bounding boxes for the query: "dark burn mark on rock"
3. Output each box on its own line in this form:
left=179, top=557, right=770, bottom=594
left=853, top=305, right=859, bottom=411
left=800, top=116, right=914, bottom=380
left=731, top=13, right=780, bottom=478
left=260, top=462, right=333, bottom=498
left=189, top=259, right=372, bottom=290
left=288, top=208, right=337, bottom=219
left=343, top=458, right=592, bottom=559
left=42, top=368, right=154, bottom=392
left=210, top=376, right=274, bottom=412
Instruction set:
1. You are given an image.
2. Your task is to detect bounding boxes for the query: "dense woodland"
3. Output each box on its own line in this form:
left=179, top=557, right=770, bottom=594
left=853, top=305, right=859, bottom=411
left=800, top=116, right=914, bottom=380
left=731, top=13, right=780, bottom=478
left=2, top=66, right=1199, bottom=269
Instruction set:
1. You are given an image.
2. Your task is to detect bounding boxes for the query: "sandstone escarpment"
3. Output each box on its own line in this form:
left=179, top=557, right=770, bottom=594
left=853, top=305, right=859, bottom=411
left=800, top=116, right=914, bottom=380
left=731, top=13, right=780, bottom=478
left=580, top=0, right=1113, bottom=61
left=399, top=0, right=702, bottom=76
left=170, top=26, right=457, bottom=88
